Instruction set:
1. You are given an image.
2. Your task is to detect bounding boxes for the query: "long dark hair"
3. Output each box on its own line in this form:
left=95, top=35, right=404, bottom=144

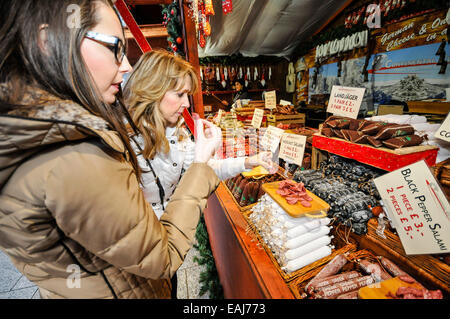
left=0, top=0, right=141, bottom=180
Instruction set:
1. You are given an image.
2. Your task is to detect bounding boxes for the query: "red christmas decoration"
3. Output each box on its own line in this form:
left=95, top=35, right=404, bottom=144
left=176, top=37, right=183, bottom=44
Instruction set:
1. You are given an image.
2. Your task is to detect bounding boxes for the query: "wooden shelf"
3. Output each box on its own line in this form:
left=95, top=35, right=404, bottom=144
left=124, top=24, right=168, bottom=39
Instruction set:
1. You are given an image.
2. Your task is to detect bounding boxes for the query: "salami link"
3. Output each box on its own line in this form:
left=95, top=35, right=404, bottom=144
left=358, top=259, right=392, bottom=282
left=306, top=271, right=361, bottom=294
left=379, top=256, right=408, bottom=277
left=304, top=254, right=348, bottom=294
left=239, top=182, right=252, bottom=206
left=231, top=175, right=243, bottom=195
left=250, top=182, right=261, bottom=204
left=313, top=275, right=375, bottom=299
left=233, top=178, right=248, bottom=201
left=256, top=181, right=265, bottom=200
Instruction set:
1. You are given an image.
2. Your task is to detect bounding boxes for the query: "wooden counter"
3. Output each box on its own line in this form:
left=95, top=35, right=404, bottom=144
left=203, top=183, right=295, bottom=299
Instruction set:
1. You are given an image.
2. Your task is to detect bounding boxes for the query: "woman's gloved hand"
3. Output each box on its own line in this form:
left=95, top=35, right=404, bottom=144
left=245, top=151, right=277, bottom=174
left=193, top=113, right=222, bottom=163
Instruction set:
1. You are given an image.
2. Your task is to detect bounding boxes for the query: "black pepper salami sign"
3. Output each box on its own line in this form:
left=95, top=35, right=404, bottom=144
left=374, top=160, right=450, bottom=255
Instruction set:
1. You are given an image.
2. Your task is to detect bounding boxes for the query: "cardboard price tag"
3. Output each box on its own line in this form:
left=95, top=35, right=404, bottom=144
left=251, top=108, right=264, bottom=129
left=260, top=125, right=284, bottom=153
left=264, top=90, right=277, bottom=109
left=327, top=85, right=365, bottom=119
left=279, top=133, right=307, bottom=166
left=434, top=113, right=450, bottom=143
left=373, top=160, right=450, bottom=255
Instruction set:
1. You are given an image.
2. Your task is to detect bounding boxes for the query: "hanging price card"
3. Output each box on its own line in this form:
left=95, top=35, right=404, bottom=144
left=373, top=160, right=450, bottom=255
left=251, top=108, right=264, bottom=129
left=279, top=133, right=307, bottom=166
left=434, top=113, right=450, bottom=143
left=327, top=85, right=365, bottom=119
left=260, top=125, right=284, bottom=153
left=264, top=90, right=277, bottom=109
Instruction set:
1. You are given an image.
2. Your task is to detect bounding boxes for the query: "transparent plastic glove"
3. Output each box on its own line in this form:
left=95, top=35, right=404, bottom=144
left=245, top=151, right=277, bottom=174
left=193, top=113, right=222, bottom=163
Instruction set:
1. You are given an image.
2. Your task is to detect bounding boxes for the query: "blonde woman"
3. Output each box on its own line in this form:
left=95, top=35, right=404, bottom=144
left=124, top=49, right=274, bottom=219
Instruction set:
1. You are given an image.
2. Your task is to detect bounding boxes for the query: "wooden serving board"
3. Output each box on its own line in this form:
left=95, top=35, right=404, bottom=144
left=262, top=181, right=330, bottom=218
left=358, top=276, right=424, bottom=299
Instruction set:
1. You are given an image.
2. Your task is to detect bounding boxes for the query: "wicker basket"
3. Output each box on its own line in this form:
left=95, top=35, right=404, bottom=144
left=243, top=210, right=356, bottom=298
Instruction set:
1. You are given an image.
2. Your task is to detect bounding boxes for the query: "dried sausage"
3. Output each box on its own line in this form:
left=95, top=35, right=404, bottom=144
left=304, top=253, right=348, bottom=294
left=358, top=259, right=392, bottom=282
left=239, top=182, right=252, bottom=206
left=379, top=256, right=408, bottom=277
left=313, top=275, right=375, bottom=299
left=307, top=271, right=361, bottom=294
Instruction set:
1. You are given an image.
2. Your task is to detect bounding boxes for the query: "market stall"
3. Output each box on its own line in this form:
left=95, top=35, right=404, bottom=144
left=118, top=0, right=449, bottom=300
left=198, top=0, right=449, bottom=300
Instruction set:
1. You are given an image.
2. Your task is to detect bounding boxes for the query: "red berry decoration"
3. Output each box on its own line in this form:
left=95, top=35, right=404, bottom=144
left=176, top=37, right=183, bottom=44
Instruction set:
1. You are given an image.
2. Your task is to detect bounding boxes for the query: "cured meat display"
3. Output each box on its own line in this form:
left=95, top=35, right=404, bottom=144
left=320, top=115, right=425, bottom=149
left=293, top=168, right=378, bottom=235
left=276, top=180, right=313, bottom=207
left=224, top=173, right=284, bottom=209
left=302, top=253, right=444, bottom=299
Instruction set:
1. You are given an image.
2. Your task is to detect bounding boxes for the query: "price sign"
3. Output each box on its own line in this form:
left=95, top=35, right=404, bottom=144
left=373, top=160, right=450, bottom=255
left=264, top=90, right=277, bottom=109
left=279, top=133, right=307, bottom=166
left=434, top=113, right=450, bottom=143
left=280, top=99, right=292, bottom=106
left=251, top=108, right=264, bottom=129
left=260, top=125, right=284, bottom=153
left=327, top=85, right=365, bottom=119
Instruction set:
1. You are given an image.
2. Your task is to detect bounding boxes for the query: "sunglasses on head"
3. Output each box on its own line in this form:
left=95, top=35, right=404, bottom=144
left=85, top=31, right=126, bottom=64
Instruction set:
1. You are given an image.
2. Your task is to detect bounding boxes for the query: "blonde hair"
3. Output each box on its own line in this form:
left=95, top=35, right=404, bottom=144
left=124, top=49, right=198, bottom=159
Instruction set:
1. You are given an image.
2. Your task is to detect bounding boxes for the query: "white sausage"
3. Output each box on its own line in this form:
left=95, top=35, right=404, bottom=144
left=286, top=218, right=331, bottom=238
left=285, top=226, right=331, bottom=250
left=285, top=235, right=332, bottom=260
left=284, top=245, right=332, bottom=273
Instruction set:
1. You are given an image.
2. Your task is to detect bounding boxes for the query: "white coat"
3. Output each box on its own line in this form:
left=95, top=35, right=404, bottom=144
left=132, top=126, right=248, bottom=218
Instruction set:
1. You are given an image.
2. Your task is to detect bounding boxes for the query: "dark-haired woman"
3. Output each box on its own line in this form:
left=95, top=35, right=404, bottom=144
left=0, top=0, right=221, bottom=299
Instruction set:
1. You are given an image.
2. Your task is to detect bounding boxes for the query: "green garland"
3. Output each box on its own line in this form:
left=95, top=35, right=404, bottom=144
left=161, top=1, right=185, bottom=56
left=193, top=214, right=224, bottom=299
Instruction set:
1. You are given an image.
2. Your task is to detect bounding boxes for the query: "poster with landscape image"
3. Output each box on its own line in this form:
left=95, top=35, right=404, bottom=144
left=308, top=42, right=449, bottom=111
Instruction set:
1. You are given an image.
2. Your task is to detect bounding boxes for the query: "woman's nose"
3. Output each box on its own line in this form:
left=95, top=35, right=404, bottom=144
left=181, top=95, right=190, bottom=108
left=119, top=55, right=133, bottom=74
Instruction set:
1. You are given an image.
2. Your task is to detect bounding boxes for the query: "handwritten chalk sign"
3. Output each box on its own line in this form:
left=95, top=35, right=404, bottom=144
left=264, top=90, right=277, bottom=110
left=260, top=125, right=284, bottom=153
left=434, top=113, right=450, bottom=143
left=279, top=133, right=307, bottom=166
left=374, top=160, right=450, bottom=255
left=327, top=85, right=365, bottom=119
left=251, top=108, right=264, bottom=129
